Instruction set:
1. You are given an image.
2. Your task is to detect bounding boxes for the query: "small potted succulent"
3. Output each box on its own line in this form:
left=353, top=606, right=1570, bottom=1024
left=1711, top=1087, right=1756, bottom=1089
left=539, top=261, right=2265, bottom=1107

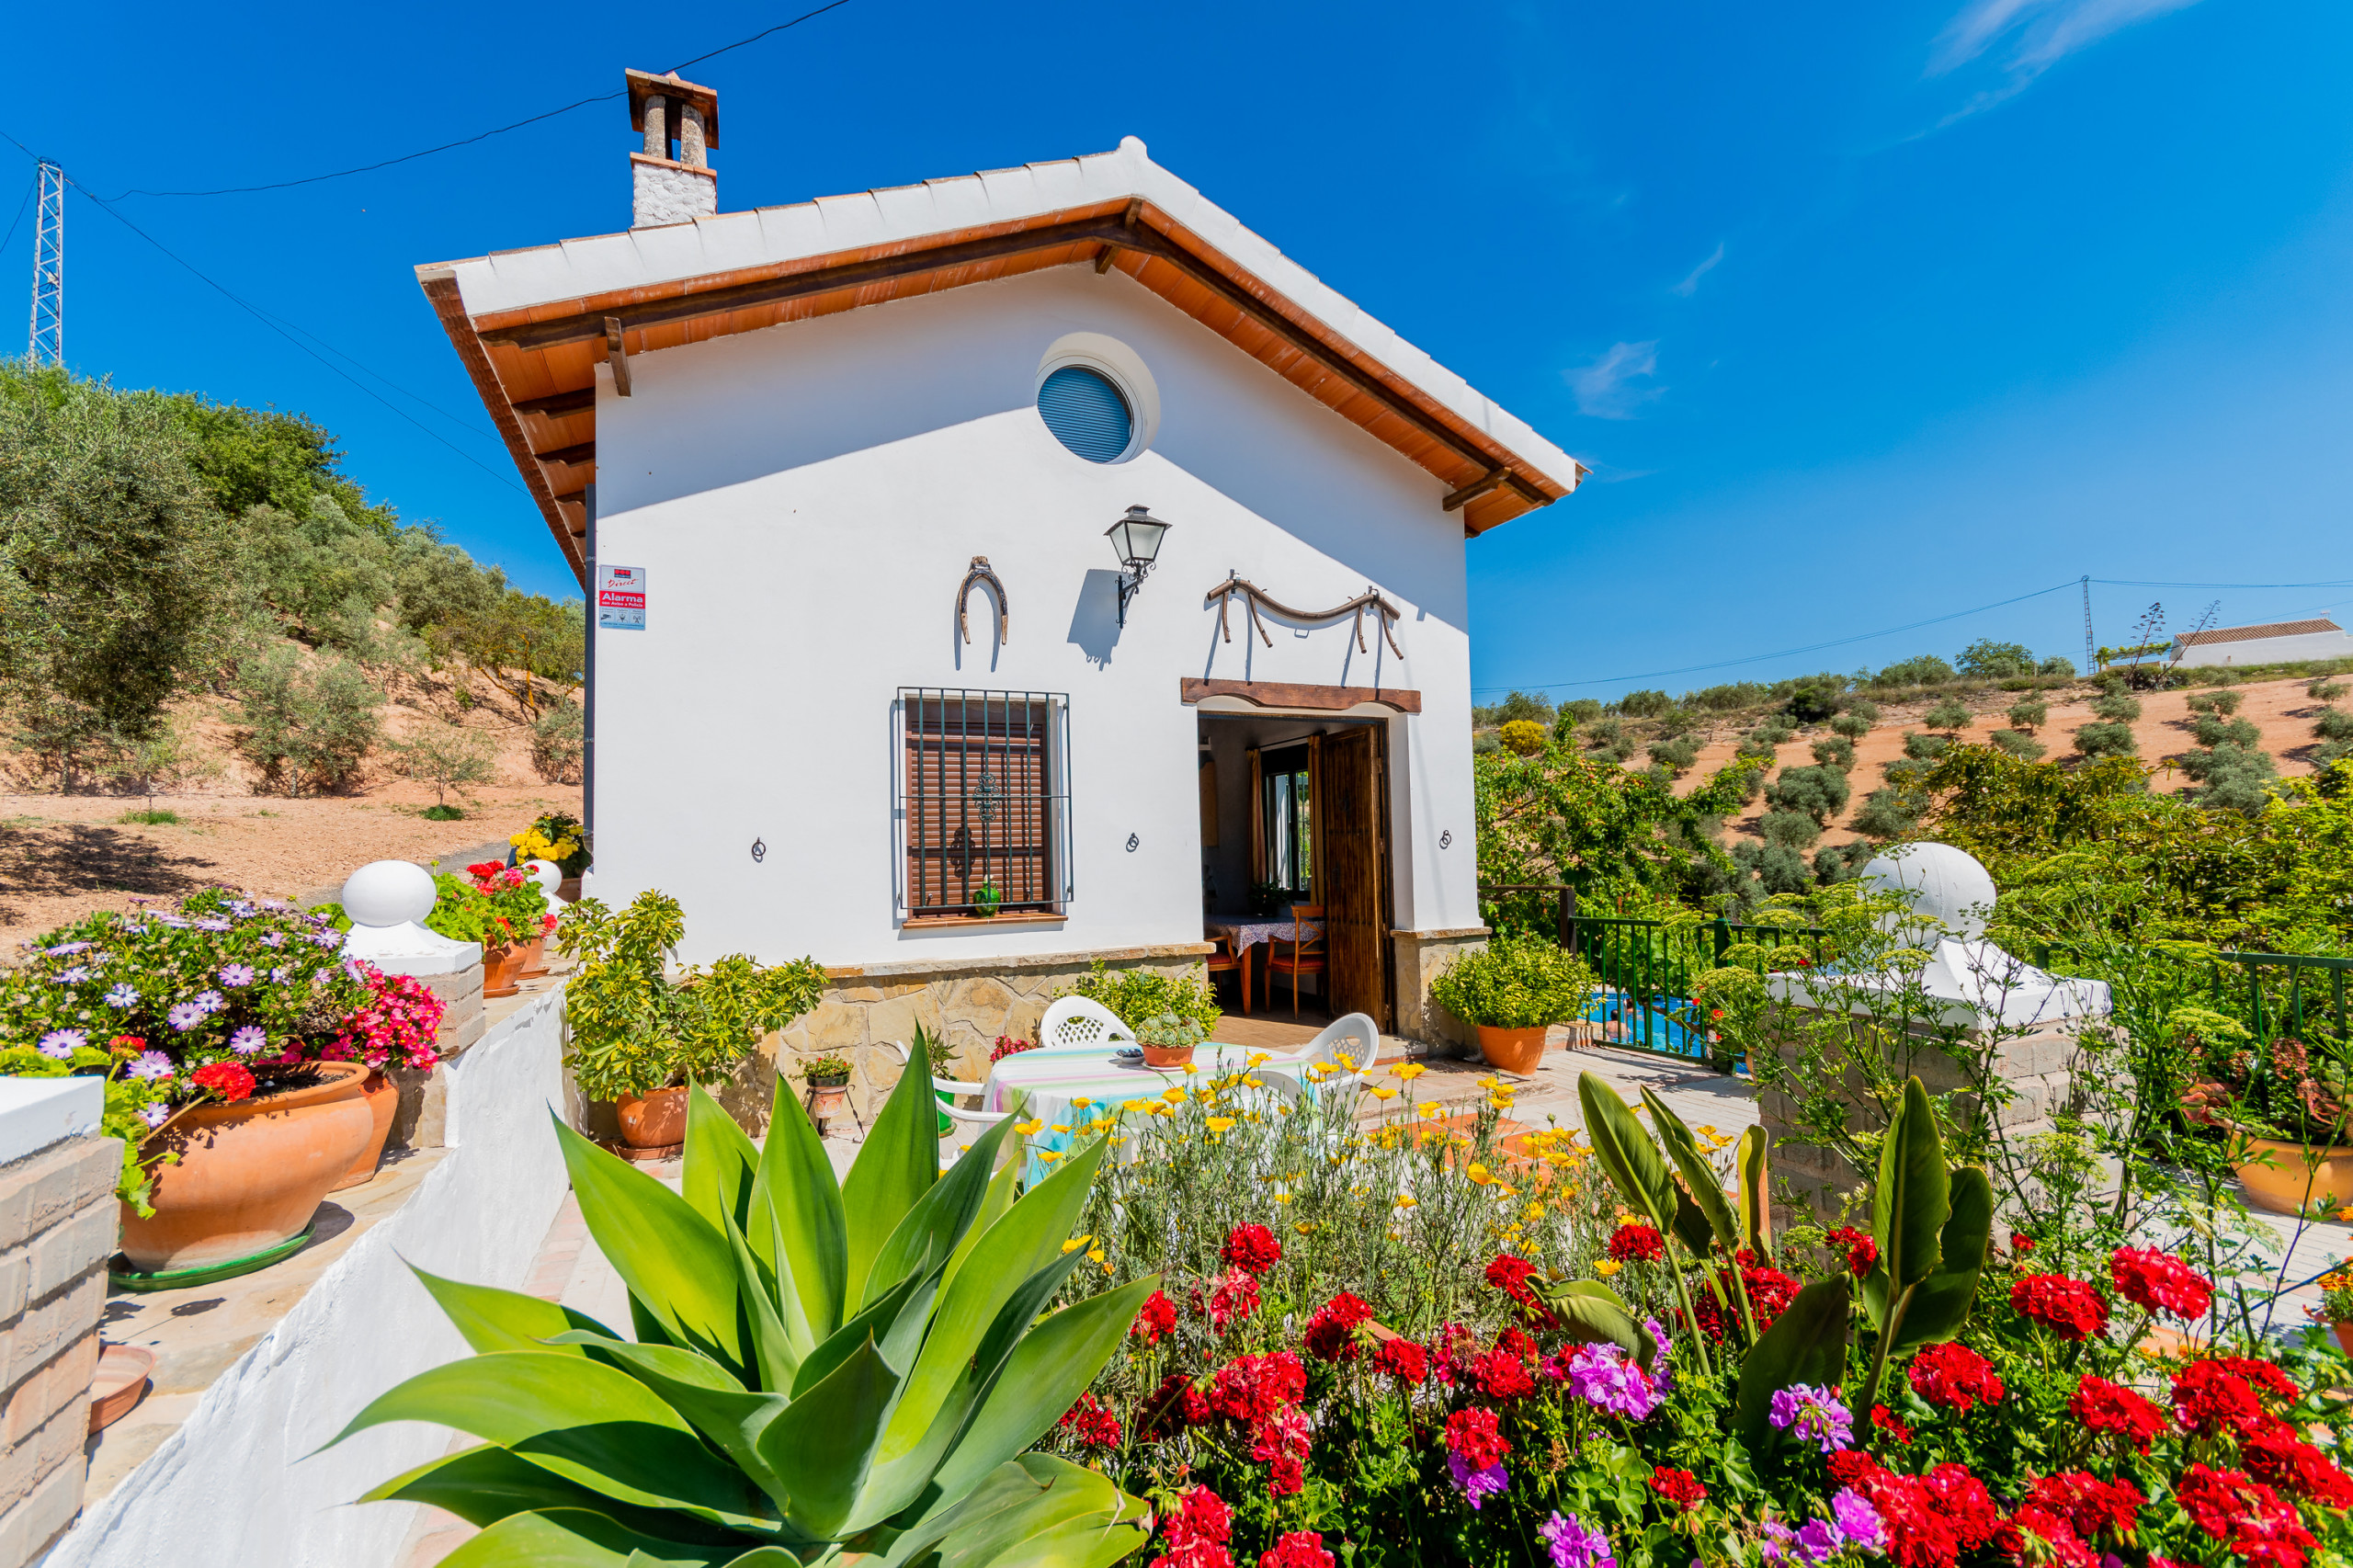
left=1137, top=1011, right=1208, bottom=1071
left=1430, top=933, right=1598, bottom=1075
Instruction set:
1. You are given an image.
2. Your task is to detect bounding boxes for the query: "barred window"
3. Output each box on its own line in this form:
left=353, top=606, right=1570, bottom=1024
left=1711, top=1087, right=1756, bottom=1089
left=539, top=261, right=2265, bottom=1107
left=897, top=689, right=1072, bottom=919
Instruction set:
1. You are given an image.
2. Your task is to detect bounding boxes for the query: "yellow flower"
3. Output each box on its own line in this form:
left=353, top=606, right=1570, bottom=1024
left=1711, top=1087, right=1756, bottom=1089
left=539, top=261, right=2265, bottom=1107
left=1393, top=1192, right=1418, bottom=1210
left=1071, top=1097, right=1093, bottom=1111
left=1477, top=1074, right=1500, bottom=1090
left=1122, top=1098, right=1154, bottom=1115
left=1394, top=1062, right=1427, bottom=1081
left=1594, top=1258, right=1624, bottom=1277
left=1063, top=1234, right=1094, bottom=1253
left=1248, top=1051, right=1271, bottom=1067
left=1038, top=1149, right=1065, bottom=1164
left=1051, top=1124, right=1071, bottom=1134
left=1468, top=1162, right=1495, bottom=1186
left=1244, top=1076, right=1266, bottom=1089
left=1305, top=1062, right=1334, bottom=1082
left=1183, top=1063, right=1200, bottom=1075
left=1207, top=1117, right=1236, bottom=1133
left=1161, top=1087, right=1187, bottom=1104
left=1015, top=1119, right=1045, bottom=1135
left=1295, top=1221, right=1316, bottom=1235
left=1272, top=1192, right=1293, bottom=1204
left=1148, top=1103, right=1174, bottom=1119
left=1108, top=1135, right=1128, bottom=1147
left=1370, top=1085, right=1398, bottom=1100
left=1087, top=1247, right=1107, bottom=1265
left=1416, top=1101, right=1442, bottom=1119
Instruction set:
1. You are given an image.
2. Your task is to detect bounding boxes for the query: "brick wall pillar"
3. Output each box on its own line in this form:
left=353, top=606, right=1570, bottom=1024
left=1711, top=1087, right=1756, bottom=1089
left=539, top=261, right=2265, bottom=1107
left=0, top=1081, right=118, bottom=1566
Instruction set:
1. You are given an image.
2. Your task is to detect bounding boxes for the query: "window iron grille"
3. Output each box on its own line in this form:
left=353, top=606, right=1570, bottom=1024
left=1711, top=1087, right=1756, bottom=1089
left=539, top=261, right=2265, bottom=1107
left=897, top=688, right=1072, bottom=918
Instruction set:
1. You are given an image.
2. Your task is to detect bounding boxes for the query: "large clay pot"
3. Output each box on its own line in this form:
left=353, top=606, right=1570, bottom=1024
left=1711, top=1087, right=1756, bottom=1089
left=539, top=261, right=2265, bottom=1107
left=2236, top=1138, right=2353, bottom=1216
left=616, top=1085, right=689, bottom=1148
left=119, top=1062, right=374, bottom=1274
left=482, top=942, right=524, bottom=999
left=517, top=934, right=549, bottom=978
left=2334, top=1321, right=2353, bottom=1360
left=329, top=1069, right=400, bottom=1192
left=1475, top=1024, right=1549, bottom=1076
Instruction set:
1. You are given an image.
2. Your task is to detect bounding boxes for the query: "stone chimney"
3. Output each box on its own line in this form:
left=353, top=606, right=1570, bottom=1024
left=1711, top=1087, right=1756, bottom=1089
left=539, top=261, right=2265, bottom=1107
left=626, top=69, right=719, bottom=228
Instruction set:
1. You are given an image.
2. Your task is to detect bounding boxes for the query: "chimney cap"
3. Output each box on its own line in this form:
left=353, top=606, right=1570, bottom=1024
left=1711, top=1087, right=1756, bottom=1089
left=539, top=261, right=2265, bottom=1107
left=626, top=68, right=720, bottom=147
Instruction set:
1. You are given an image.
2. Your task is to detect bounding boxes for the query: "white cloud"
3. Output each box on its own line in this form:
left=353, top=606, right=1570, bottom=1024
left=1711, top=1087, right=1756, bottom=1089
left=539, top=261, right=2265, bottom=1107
left=1566, top=342, right=1664, bottom=420
left=1671, top=243, right=1725, bottom=298
left=1931, top=0, right=2203, bottom=82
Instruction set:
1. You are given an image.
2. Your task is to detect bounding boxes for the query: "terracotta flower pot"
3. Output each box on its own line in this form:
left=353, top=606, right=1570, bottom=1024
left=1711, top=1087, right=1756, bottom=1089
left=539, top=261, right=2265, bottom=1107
left=482, top=942, right=524, bottom=998
left=616, top=1085, right=689, bottom=1148
left=1475, top=1024, right=1550, bottom=1076
left=2236, top=1138, right=2353, bottom=1216
left=517, top=934, right=549, bottom=978
left=119, top=1062, right=375, bottom=1274
left=2334, top=1321, right=2353, bottom=1359
left=1142, top=1043, right=1197, bottom=1070
left=806, top=1075, right=851, bottom=1126
left=556, top=878, right=583, bottom=903
left=329, top=1068, right=401, bottom=1192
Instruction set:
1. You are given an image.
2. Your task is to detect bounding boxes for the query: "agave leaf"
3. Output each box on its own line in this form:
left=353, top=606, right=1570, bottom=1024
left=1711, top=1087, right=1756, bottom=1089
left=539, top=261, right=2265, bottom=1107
left=923, top=1277, right=1155, bottom=1514
left=756, top=1335, right=902, bottom=1539
left=941, top=1156, right=1022, bottom=1301
left=1577, top=1073, right=1676, bottom=1234
left=717, top=1552, right=808, bottom=1568
left=720, top=1204, right=801, bottom=1394
left=541, top=1332, right=790, bottom=1506
left=1733, top=1276, right=1853, bottom=1454
left=436, top=1507, right=757, bottom=1568
left=1735, top=1127, right=1773, bottom=1262
left=751, top=1074, right=847, bottom=1341
left=361, top=1446, right=741, bottom=1545
left=1873, top=1077, right=1949, bottom=1290
left=864, top=1112, right=1017, bottom=1306
left=1875, top=1167, right=1992, bottom=1352
left=326, top=1351, right=775, bottom=1531
left=555, top=1117, right=745, bottom=1376
left=841, top=1062, right=941, bottom=1317
left=407, top=1262, right=618, bottom=1357
left=796, top=1245, right=935, bottom=1396
left=878, top=1455, right=1153, bottom=1568
left=1643, top=1089, right=1738, bottom=1256
left=685, top=1083, right=767, bottom=1275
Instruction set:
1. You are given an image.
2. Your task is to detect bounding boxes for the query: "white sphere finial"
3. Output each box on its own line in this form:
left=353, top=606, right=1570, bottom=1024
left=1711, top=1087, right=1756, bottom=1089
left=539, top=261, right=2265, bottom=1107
left=1859, top=842, right=1995, bottom=940
left=523, top=858, right=563, bottom=893
left=1120, top=135, right=1147, bottom=158
left=343, top=860, right=436, bottom=928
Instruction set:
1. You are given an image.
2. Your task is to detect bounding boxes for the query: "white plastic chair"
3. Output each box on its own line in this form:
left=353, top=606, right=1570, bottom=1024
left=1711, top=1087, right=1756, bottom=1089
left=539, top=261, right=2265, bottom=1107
left=880, top=1040, right=1007, bottom=1165
left=1037, top=996, right=1136, bottom=1053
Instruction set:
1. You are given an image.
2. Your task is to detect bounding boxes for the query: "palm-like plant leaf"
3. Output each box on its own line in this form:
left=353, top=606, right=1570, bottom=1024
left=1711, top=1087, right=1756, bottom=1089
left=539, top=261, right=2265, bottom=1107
left=753, top=1077, right=847, bottom=1340
left=556, top=1119, right=746, bottom=1376
left=1733, top=1276, right=1853, bottom=1454
left=1872, top=1076, right=1949, bottom=1290
left=1643, top=1089, right=1737, bottom=1256
left=879, top=1456, right=1152, bottom=1568
left=436, top=1507, right=778, bottom=1568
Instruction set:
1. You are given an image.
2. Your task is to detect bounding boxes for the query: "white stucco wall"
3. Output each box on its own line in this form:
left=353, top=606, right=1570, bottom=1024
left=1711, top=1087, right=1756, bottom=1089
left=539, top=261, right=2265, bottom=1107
left=49, top=992, right=572, bottom=1568
left=2172, top=630, right=2353, bottom=668
left=587, top=264, right=1495, bottom=969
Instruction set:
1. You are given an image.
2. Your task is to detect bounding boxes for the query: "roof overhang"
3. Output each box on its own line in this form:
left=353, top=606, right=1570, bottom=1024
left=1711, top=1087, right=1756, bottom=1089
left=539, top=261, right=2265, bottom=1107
left=416, top=142, right=1585, bottom=586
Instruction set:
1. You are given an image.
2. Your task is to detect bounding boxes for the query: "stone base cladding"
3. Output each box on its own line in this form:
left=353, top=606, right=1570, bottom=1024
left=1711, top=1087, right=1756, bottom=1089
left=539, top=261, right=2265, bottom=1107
left=709, top=942, right=1215, bottom=1134
left=384, top=962, right=487, bottom=1153
left=1758, top=1005, right=2097, bottom=1223
left=1391, top=927, right=1488, bottom=1054
left=0, top=1133, right=119, bottom=1567
left=631, top=153, right=716, bottom=226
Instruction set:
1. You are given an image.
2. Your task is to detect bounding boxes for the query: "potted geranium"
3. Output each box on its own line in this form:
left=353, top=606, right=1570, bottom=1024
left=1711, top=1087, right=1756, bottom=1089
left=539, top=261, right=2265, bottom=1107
left=1429, top=933, right=1597, bottom=1074
left=2173, top=1008, right=2353, bottom=1215
left=467, top=860, right=554, bottom=980
left=2313, top=1259, right=2353, bottom=1357
left=426, top=874, right=524, bottom=996
left=556, top=891, right=824, bottom=1149
left=0, top=889, right=439, bottom=1282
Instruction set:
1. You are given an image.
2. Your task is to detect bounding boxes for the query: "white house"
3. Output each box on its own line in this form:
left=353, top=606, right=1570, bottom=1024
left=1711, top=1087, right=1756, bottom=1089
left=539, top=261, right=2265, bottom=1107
left=416, top=70, right=1583, bottom=1077
left=2170, top=619, right=2353, bottom=670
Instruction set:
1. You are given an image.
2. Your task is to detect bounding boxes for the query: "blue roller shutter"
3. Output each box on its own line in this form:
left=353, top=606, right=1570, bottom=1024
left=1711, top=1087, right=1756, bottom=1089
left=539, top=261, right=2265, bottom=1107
left=1037, top=366, right=1133, bottom=461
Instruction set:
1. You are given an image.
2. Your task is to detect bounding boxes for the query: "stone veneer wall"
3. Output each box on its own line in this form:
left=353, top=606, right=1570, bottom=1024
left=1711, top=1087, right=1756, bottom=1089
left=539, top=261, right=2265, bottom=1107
left=1758, top=1006, right=2093, bottom=1221
left=1391, top=927, right=1488, bottom=1055
left=710, top=941, right=1214, bottom=1132
left=383, top=960, right=486, bottom=1153
left=0, top=1131, right=119, bottom=1566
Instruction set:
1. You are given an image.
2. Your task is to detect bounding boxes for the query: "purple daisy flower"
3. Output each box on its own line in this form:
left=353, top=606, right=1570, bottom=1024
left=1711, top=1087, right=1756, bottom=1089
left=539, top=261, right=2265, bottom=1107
left=105, top=983, right=139, bottom=1009
left=218, top=964, right=255, bottom=988
left=1445, top=1451, right=1508, bottom=1511
left=127, top=1051, right=174, bottom=1081
left=43, top=941, right=91, bottom=957
left=53, top=966, right=90, bottom=985
left=310, top=929, right=345, bottom=950
left=269, top=968, right=289, bottom=985
left=166, top=1002, right=206, bottom=1032
left=195, top=918, right=232, bottom=933
left=1539, top=1512, right=1615, bottom=1568
left=194, top=991, right=226, bottom=1015
left=136, top=1104, right=171, bottom=1129
left=36, top=1029, right=85, bottom=1060
left=1768, top=1384, right=1853, bottom=1454
left=228, top=1026, right=267, bottom=1055
left=258, top=932, right=286, bottom=949
left=229, top=901, right=256, bottom=918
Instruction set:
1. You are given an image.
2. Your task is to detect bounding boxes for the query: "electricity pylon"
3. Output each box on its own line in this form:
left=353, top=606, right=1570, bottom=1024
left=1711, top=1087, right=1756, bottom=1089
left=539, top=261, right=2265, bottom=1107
left=27, top=160, right=63, bottom=368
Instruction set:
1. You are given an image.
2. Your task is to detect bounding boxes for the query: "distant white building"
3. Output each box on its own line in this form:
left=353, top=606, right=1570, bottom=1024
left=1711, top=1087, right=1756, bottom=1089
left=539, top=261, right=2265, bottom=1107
left=2170, top=619, right=2353, bottom=669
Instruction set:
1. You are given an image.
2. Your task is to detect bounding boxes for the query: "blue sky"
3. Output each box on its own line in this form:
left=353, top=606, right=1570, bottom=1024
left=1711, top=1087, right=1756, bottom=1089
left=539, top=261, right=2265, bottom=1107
left=6, top=0, right=2347, bottom=699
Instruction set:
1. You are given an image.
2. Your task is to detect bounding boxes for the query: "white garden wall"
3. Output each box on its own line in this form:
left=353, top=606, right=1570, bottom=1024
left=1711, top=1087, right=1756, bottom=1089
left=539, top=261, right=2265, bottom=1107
left=587, top=263, right=1488, bottom=969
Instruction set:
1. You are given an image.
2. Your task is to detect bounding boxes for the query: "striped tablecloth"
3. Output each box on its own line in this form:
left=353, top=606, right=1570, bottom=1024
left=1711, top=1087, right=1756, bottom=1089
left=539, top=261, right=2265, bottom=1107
left=981, top=1044, right=1309, bottom=1172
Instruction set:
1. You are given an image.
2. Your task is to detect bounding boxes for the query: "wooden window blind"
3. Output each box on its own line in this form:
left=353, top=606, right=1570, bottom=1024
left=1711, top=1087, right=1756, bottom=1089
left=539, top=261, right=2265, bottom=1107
left=898, top=689, right=1071, bottom=918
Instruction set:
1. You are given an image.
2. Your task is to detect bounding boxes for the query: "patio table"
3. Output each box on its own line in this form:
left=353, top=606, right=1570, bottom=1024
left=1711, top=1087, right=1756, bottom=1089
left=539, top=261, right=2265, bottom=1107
left=982, top=1043, right=1311, bottom=1173
left=1204, top=916, right=1324, bottom=1014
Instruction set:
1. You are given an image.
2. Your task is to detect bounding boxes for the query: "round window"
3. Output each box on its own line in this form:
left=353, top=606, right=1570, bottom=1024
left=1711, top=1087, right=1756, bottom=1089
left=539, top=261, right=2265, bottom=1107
left=1037, top=364, right=1134, bottom=463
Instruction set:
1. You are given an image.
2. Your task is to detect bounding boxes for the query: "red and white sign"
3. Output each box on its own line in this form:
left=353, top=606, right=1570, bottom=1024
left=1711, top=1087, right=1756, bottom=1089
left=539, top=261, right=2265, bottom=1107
left=596, top=564, right=646, bottom=631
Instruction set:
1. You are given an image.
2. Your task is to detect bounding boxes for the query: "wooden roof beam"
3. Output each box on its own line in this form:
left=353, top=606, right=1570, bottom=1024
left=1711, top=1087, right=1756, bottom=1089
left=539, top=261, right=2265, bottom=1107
left=514, top=387, right=596, bottom=417
left=534, top=441, right=596, bottom=467
left=1442, top=470, right=1513, bottom=512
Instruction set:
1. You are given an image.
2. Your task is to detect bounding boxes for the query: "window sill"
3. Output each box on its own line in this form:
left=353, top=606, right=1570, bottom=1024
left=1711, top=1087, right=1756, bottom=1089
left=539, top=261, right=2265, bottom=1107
left=902, top=913, right=1068, bottom=931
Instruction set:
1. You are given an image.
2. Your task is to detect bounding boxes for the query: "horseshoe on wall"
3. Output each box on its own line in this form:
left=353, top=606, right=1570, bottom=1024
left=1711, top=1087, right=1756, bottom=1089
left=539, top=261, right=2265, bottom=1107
left=958, top=556, right=1010, bottom=645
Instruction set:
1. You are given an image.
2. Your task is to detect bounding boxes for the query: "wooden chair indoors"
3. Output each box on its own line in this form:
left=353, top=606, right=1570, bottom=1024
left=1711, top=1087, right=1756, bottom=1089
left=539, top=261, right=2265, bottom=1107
left=1203, top=934, right=1246, bottom=1017
left=1263, top=904, right=1327, bottom=1019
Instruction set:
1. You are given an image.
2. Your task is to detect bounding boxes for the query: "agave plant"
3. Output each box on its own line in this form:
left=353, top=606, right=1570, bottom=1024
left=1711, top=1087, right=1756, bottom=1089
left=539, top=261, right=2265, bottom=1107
left=329, top=1060, right=1157, bottom=1566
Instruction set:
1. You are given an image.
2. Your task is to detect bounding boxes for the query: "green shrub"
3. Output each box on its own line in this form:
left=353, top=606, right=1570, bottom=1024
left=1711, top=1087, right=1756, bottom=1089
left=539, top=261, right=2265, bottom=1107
left=1989, top=729, right=2046, bottom=761
left=1922, top=698, right=1972, bottom=733
left=1689, top=682, right=1768, bottom=711
left=1757, top=808, right=1823, bottom=849
left=2191, top=713, right=2259, bottom=750
left=1057, top=959, right=1221, bottom=1033
left=2308, top=679, right=2347, bottom=702
left=1471, top=689, right=1555, bottom=728
left=117, top=807, right=180, bottom=825
left=1873, top=653, right=1954, bottom=687
left=1850, top=785, right=1925, bottom=840
left=1813, top=839, right=1876, bottom=883
left=233, top=643, right=381, bottom=795
left=1735, top=733, right=1781, bottom=763
left=1647, top=734, right=1701, bottom=775
left=2314, top=707, right=2353, bottom=743
left=1618, top=688, right=1673, bottom=718
left=1782, top=685, right=1840, bottom=723
left=1956, top=639, right=2036, bottom=679
left=384, top=719, right=495, bottom=807
left=2180, top=741, right=2279, bottom=815
left=2187, top=689, right=2243, bottom=717
left=1766, top=763, right=1850, bottom=824
left=1733, top=838, right=1813, bottom=894
left=2037, top=653, right=2075, bottom=676
left=2006, top=696, right=2048, bottom=733
left=1429, top=933, right=1596, bottom=1028
left=1902, top=732, right=1949, bottom=762
left=2074, top=721, right=2139, bottom=759
left=2093, top=690, right=2143, bottom=723
left=1563, top=698, right=1603, bottom=724
left=529, top=700, right=584, bottom=783
left=1810, top=736, right=1856, bottom=771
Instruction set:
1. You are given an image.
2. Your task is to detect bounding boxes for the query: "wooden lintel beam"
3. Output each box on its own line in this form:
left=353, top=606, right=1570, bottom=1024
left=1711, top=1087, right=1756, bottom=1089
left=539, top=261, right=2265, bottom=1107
left=534, top=441, right=596, bottom=467
left=1442, top=470, right=1512, bottom=512
left=1095, top=198, right=1142, bottom=274
left=483, top=216, right=1136, bottom=352
left=513, top=386, right=596, bottom=417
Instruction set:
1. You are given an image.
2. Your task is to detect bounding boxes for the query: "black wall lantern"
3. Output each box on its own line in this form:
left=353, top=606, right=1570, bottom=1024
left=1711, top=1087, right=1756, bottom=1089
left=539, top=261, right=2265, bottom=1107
left=1105, top=505, right=1171, bottom=627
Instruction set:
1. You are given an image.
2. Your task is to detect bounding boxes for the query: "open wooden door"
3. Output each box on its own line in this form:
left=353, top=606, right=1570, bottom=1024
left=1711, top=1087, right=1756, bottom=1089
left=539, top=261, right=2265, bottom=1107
left=1317, top=725, right=1392, bottom=1028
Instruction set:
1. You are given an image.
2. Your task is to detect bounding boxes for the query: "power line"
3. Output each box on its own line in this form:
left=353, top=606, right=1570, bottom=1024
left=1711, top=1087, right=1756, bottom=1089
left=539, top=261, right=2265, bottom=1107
left=2091, top=577, right=2353, bottom=590
left=0, top=172, right=32, bottom=261
left=80, top=0, right=856, bottom=201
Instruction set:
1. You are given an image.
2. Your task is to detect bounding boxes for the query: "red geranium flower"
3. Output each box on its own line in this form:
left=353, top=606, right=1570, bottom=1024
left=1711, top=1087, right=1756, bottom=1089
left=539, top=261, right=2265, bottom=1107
left=2174, top=1358, right=2288, bottom=1440
left=1135, top=1373, right=1211, bottom=1440
left=2023, top=1472, right=2144, bottom=1544
left=1057, top=1391, right=1122, bottom=1447
left=1467, top=1346, right=1536, bottom=1401
left=1649, top=1466, right=1706, bottom=1510
left=2010, top=1232, right=2035, bottom=1252
left=1206, top=1352, right=1304, bottom=1425
left=1692, top=1250, right=1802, bottom=1341
left=2176, top=1464, right=2316, bottom=1568
left=1153, top=1485, right=1234, bottom=1568
left=1258, top=1533, right=1334, bottom=1568
left=1443, top=1406, right=1510, bottom=1471
left=1133, top=1289, right=1178, bottom=1346
left=1906, top=1341, right=2005, bottom=1412
left=1264, top=1453, right=1304, bottom=1499
left=1205, top=1267, right=1261, bottom=1332
left=190, top=1061, right=256, bottom=1103
left=1831, top=1450, right=2000, bottom=1568
left=2009, top=1274, right=2109, bottom=1340
left=1302, top=1291, right=1373, bottom=1362
left=1870, top=1403, right=1914, bottom=1445
left=1608, top=1222, right=1665, bottom=1263
left=1484, top=1252, right=1544, bottom=1309
left=2070, top=1375, right=2166, bottom=1452
left=2109, top=1245, right=2213, bottom=1319
left=1828, top=1225, right=1878, bottom=1277
left=1371, top=1336, right=1427, bottom=1384
left=1221, top=1223, right=1282, bottom=1276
